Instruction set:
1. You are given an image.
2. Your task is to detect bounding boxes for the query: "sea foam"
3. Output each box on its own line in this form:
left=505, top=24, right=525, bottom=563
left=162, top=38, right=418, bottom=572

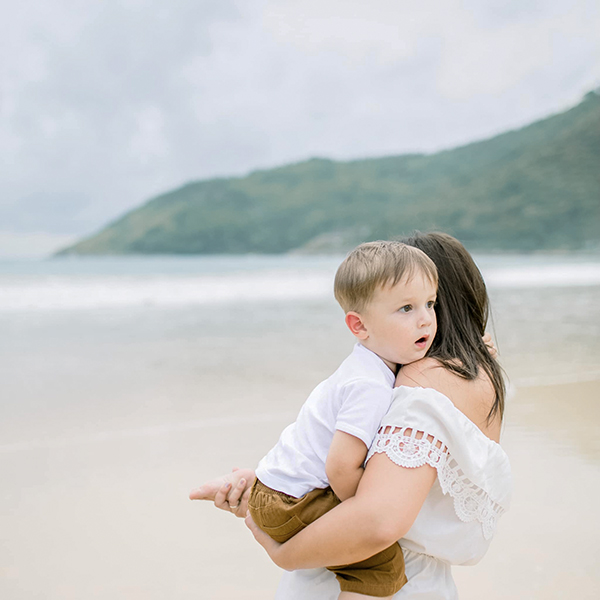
left=0, top=257, right=599, bottom=311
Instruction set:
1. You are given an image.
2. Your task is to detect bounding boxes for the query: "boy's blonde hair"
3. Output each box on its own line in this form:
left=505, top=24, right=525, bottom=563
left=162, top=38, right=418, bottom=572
left=334, top=241, right=438, bottom=313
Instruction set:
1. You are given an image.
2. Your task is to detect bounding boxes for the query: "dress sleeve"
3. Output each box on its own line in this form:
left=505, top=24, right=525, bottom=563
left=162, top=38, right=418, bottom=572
left=335, top=378, right=393, bottom=449
left=366, top=386, right=512, bottom=540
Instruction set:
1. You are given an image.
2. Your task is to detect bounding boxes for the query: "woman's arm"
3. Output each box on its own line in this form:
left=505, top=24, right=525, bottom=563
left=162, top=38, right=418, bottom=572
left=247, top=453, right=436, bottom=570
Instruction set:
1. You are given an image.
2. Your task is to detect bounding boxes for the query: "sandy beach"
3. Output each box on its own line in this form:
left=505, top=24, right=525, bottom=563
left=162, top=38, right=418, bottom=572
left=1, top=256, right=599, bottom=599
left=1, top=379, right=599, bottom=599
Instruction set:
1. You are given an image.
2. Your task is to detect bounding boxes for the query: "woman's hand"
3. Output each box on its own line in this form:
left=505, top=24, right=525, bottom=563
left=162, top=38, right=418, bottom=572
left=245, top=513, right=288, bottom=569
left=483, top=332, right=498, bottom=359
left=189, top=467, right=255, bottom=518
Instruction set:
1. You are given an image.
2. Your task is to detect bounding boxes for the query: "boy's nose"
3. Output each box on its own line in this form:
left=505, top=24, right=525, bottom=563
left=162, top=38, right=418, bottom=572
left=418, top=309, right=433, bottom=327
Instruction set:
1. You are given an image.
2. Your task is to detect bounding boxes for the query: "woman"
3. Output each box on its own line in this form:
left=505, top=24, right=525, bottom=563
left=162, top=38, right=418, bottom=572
left=191, top=232, right=511, bottom=599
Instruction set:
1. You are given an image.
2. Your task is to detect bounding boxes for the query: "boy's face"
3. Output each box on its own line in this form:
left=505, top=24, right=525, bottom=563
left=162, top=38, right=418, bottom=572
left=356, top=271, right=437, bottom=371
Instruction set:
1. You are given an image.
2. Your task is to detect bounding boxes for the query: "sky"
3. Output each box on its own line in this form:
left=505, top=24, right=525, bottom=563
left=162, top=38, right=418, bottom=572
left=1, top=0, right=599, bottom=257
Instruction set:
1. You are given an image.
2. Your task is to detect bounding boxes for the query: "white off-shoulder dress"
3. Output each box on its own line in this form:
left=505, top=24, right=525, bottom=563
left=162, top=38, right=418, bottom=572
left=275, top=386, right=512, bottom=600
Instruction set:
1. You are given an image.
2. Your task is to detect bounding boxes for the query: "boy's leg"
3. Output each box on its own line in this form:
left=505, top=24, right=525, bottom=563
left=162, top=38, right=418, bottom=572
left=249, top=482, right=404, bottom=598
left=329, top=542, right=406, bottom=598
left=338, top=593, right=393, bottom=600
left=275, top=486, right=405, bottom=598
left=248, top=480, right=342, bottom=543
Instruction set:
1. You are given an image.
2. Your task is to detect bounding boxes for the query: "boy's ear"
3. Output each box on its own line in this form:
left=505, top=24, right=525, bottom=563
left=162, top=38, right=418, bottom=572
left=345, top=311, right=368, bottom=340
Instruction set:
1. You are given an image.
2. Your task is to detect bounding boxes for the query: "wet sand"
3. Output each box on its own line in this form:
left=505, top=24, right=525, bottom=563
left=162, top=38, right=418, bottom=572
left=1, top=377, right=598, bottom=599
left=454, top=380, right=600, bottom=599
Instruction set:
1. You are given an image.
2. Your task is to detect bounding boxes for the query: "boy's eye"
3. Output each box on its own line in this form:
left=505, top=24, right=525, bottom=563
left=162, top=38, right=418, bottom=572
left=400, top=305, right=412, bottom=313
left=427, top=300, right=436, bottom=309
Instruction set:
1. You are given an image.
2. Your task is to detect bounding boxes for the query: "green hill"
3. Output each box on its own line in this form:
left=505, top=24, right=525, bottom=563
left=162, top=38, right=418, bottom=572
left=59, top=91, right=600, bottom=255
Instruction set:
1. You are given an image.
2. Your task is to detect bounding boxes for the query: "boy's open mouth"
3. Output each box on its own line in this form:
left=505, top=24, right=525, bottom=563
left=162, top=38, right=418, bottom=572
left=415, top=335, right=429, bottom=346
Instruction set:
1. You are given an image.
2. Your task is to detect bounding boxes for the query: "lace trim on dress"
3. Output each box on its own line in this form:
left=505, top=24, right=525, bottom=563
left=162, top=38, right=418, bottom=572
left=367, top=426, right=505, bottom=540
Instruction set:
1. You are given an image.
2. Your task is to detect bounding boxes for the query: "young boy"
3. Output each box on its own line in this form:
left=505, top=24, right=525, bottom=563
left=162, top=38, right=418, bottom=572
left=247, top=241, right=438, bottom=599
left=192, top=241, right=438, bottom=599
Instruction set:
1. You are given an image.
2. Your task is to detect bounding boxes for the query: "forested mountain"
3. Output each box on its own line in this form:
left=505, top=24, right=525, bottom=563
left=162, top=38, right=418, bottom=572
left=59, top=91, right=600, bottom=255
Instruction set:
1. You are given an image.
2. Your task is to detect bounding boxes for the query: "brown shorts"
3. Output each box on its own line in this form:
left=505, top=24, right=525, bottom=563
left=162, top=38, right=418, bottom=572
left=248, top=478, right=407, bottom=597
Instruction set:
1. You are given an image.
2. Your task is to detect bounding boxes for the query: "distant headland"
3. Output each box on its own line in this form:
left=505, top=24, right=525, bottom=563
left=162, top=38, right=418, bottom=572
left=57, top=91, right=600, bottom=256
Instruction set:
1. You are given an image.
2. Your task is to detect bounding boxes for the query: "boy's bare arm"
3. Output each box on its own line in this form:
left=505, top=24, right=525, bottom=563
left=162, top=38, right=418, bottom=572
left=325, top=431, right=369, bottom=501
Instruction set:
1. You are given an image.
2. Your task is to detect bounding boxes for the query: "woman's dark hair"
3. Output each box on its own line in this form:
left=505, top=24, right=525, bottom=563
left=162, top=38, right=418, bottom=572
left=401, top=231, right=505, bottom=423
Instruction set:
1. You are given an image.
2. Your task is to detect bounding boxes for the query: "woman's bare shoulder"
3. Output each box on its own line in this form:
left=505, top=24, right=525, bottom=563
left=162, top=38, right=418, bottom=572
left=395, top=358, right=444, bottom=388
left=396, top=357, right=479, bottom=392
left=396, top=358, right=500, bottom=441
left=397, top=358, right=492, bottom=395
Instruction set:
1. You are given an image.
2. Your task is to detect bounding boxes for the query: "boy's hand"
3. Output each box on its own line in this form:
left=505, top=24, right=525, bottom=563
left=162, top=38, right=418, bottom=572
left=483, top=333, right=498, bottom=359
left=189, top=467, right=255, bottom=518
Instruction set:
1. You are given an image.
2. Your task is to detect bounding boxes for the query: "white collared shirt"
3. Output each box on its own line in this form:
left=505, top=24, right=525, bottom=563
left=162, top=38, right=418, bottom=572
left=256, top=343, right=395, bottom=498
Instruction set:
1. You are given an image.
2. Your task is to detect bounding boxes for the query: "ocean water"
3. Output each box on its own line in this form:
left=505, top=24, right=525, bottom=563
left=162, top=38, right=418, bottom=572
left=1, top=253, right=599, bottom=444
left=1, top=254, right=600, bottom=311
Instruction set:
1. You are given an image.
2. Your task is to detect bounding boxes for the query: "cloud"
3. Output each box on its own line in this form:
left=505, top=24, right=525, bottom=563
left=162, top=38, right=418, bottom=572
left=0, top=0, right=242, bottom=234
left=0, top=231, right=78, bottom=259
left=0, top=0, right=598, bottom=253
